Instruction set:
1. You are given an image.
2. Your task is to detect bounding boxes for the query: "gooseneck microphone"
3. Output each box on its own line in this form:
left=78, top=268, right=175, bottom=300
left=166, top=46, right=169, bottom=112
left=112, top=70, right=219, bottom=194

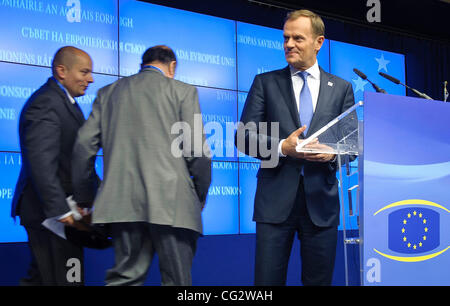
left=353, top=68, right=386, bottom=93
left=379, top=71, right=433, bottom=100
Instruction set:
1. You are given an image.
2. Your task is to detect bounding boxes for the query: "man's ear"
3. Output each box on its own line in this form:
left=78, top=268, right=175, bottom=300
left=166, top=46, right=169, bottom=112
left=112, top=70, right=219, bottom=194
left=168, top=61, right=177, bottom=78
left=314, top=35, right=325, bottom=54
left=54, top=64, right=67, bottom=80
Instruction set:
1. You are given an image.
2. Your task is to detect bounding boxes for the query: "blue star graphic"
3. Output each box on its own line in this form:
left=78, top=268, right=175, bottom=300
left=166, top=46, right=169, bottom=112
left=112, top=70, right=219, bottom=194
left=375, top=53, right=390, bottom=72
left=352, top=77, right=368, bottom=93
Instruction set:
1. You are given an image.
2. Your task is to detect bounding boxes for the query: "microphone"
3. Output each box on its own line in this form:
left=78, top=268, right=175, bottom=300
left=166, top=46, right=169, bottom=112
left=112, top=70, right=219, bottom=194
left=379, top=72, right=433, bottom=100
left=353, top=68, right=386, bottom=93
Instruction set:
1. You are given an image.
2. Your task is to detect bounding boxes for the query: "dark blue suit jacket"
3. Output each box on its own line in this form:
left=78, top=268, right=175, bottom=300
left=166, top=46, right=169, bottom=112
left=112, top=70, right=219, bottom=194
left=237, top=66, right=355, bottom=227
left=11, top=78, right=86, bottom=227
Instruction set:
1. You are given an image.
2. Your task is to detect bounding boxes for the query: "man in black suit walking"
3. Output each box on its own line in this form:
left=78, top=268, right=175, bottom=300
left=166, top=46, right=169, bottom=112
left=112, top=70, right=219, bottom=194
left=236, top=10, right=355, bottom=285
left=11, top=46, right=94, bottom=285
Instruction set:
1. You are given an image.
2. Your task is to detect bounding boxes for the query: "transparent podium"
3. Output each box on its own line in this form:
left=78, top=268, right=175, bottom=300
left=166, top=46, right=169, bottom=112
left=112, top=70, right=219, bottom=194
left=296, top=101, right=363, bottom=286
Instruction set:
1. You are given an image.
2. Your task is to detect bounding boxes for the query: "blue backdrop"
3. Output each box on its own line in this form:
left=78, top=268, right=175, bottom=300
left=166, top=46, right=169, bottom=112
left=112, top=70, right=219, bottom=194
left=0, top=0, right=405, bottom=242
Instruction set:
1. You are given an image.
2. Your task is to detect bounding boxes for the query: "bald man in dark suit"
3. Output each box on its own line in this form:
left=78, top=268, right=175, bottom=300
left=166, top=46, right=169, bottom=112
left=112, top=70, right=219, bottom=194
left=11, top=46, right=94, bottom=285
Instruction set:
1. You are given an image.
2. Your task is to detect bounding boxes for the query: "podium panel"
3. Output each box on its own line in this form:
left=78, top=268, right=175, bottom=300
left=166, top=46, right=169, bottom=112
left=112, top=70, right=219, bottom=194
left=361, top=92, right=450, bottom=285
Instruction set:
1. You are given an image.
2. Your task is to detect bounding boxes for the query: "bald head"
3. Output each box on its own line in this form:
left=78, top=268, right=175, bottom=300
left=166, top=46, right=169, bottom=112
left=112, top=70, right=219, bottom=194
left=52, top=46, right=90, bottom=77
left=52, top=46, right=94, bottom=97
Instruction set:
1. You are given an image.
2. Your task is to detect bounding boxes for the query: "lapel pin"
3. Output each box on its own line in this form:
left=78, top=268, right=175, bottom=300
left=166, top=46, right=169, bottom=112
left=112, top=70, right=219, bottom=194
left=328, top=81, right=334, bottom=87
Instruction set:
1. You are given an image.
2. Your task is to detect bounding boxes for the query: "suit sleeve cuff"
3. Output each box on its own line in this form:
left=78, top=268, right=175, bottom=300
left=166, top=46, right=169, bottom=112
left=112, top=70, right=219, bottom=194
left=57, top=211, right=73, bottom=220
left=278, top=139, right=286, bottom=157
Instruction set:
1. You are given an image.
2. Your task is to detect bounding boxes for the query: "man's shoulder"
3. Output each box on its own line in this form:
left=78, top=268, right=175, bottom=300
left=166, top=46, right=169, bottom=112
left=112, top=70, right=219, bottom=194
left=25, top=79, right=63, bottom=107
left=132, top=70, right=194, bottom=90
left=19, top=78, right=66, bottom=122
left=256, top=66, right=289, bottom=80
left=320, top=68, right=351, bottom=88
left=98, top=72, right=196, bottom=100
left=96, top=76, right=130, bottom=99
left=98, top=78, right=119, bottom=94
left=168, top=77, right=195, bottom=91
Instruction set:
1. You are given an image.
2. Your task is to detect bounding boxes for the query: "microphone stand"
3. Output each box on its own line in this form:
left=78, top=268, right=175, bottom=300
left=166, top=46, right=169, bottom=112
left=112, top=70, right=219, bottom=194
left=444, top=81, right=448, bottom=102
left=379, top=72, right=433, bottom=100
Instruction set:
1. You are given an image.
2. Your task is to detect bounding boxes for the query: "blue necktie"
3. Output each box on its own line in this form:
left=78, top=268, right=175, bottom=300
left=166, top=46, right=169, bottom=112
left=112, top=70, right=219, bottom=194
left=299, top=71, right=313, bottom=135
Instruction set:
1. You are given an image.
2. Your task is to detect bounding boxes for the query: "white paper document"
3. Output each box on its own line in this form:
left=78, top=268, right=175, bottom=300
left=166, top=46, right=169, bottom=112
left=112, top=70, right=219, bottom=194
left=41, top=195, right=84, bottom=240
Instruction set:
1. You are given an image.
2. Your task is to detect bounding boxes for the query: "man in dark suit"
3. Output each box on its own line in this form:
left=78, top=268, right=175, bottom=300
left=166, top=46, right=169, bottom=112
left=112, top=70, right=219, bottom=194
left=11, top=46, right=94, bottom=285
left=236, top=10, right=355, bottom=285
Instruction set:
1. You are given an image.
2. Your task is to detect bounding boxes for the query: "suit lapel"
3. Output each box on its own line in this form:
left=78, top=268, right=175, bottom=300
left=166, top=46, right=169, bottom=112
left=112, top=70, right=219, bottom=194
left=275, top=66, right=301, bottom=128
left=307, top=67, right=334, bottom=136
left=48, top=78, right=85, bottom=126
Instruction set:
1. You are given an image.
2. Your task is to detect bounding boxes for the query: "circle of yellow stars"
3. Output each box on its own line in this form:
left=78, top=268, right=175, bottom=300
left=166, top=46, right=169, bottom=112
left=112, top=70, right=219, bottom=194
left=401, top=210, right=428, bottom=250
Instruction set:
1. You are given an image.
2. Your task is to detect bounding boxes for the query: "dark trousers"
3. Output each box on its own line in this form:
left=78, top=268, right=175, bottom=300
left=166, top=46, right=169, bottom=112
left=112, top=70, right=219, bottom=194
left=254, top=179, right=338, bottom=286
left=24, top=226, right=84, bottom=286
left=105, top=222, right=199, bottom=286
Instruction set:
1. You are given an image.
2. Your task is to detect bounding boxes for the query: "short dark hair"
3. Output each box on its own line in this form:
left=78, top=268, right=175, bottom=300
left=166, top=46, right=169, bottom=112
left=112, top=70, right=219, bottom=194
left=141, top=45, right=177, bottom=65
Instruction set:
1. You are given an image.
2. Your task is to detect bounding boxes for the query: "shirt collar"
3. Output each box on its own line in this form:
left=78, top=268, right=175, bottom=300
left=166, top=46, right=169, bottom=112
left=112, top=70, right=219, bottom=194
left=66, top=91, right=76, bottom=104
left=289, top=60, right=320, bottom=80
left=141, top=65, right=165, bottom=76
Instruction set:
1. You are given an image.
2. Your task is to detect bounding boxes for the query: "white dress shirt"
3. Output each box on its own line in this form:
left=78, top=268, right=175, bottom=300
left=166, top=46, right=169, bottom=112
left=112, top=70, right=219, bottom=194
left=290, top=60, right=321, bottom=113
left=279, top=61, right=321, bottom=156
left=65, top=89, right=76, bottom=104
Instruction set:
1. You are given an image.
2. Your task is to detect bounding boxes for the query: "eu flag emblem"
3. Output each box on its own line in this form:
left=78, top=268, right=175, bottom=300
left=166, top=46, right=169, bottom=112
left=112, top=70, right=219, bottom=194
left=388, top=207, right=439, bottom=254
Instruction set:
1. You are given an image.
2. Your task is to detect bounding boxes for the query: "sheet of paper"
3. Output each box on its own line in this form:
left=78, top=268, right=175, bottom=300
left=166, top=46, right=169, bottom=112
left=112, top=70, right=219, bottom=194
left=42, top=217, right=67, bottom=240
left=41, top=195, right=84, bottom=240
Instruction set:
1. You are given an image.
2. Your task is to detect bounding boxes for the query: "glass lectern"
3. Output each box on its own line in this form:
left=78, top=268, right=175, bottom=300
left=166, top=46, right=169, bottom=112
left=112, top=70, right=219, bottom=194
left=296, top=101, right=363, bottom=286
